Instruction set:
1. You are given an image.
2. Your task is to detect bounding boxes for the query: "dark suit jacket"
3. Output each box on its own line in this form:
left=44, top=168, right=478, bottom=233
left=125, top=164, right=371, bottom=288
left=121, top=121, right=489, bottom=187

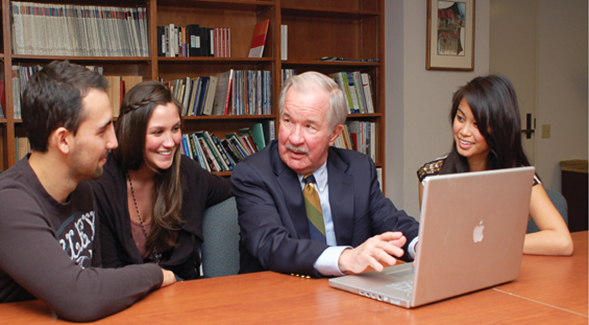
left=231, top=140, right=419, bottom=277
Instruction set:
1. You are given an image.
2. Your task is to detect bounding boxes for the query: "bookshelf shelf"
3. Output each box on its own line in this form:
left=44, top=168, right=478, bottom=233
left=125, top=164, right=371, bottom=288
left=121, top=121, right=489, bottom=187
left=0, top=0, right=385, bottom=189
left=182, top=114, right=276, bottom=121
left=282, top=61, right=381, bottom=67
left=156, top=0, right=275, bottom=11
left=158, top=57, right=276, bottom=63
left=11, top=55, right=152, bottom=62
left=281, top=6, right=380, bottom=19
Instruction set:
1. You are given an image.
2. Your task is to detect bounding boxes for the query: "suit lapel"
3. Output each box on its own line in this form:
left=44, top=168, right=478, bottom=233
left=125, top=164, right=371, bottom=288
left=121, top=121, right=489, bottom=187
left=271, top=144, right=310, bottom=239
left=327, top=149, right=354, bottom=245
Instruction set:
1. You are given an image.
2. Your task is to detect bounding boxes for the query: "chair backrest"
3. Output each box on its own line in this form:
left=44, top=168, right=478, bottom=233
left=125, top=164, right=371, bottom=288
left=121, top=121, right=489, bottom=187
left=527, top=188, right=568, bottom=233
left=201, top=197, right=240, bottom=277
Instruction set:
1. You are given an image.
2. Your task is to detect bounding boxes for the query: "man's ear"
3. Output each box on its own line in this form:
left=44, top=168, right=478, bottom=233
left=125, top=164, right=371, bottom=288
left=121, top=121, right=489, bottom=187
left=52, top=127, right=72, bottom=154
left=328, top=124, right=344, bottom=146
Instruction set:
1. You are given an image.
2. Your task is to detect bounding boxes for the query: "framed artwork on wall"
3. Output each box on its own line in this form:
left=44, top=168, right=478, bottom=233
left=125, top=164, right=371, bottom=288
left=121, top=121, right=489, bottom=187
left=426, top=0, right=475, bottom=71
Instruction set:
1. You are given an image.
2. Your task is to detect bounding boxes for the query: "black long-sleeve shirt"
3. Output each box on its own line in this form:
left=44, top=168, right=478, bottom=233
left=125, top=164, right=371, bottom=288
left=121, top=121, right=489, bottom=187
left=0, top=156, right=163, bottom=322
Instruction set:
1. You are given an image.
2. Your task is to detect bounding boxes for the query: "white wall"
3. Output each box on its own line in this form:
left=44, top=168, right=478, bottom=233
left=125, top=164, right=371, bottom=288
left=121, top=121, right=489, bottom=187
left=385, top=0, right=491, bottom=219
left=536, top=0, right=588, bottom=191
left=489, top=0, right=539, bottom=165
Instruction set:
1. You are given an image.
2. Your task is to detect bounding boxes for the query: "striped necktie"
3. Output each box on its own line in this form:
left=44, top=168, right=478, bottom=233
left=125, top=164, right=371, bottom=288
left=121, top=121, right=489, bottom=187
left=303, top=173, right=326, bottom=244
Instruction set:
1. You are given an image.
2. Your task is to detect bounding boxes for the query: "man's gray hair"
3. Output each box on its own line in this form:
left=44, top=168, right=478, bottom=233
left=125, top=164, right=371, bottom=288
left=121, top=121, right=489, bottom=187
left=278, top=71, right=347, bottom=132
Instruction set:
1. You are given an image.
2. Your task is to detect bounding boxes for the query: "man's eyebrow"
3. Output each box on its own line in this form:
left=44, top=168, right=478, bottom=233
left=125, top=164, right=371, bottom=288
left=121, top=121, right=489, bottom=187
left=99, top=119, right=113, bottom=131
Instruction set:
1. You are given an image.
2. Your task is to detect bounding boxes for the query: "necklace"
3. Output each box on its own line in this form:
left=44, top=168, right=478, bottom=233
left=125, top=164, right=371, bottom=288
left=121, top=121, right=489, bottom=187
left=127, top=173, right=162, bottom=264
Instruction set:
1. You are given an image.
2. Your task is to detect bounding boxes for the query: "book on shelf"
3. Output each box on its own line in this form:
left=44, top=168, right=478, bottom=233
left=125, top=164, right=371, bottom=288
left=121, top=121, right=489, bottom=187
left=237, top=127, right=259, bottom=153
left=225, top=133, right=251, bottom=160
left=330, top=72, right=353, bottom=114
left=157, top=25, right=165, bottom=56
left=212, top=70, right=271, bottom=116
left=329, top=71, right=375, bottom=114
left=11, top=2, right=148, bottom=57
left=221, top=139, right=242, bottom=163
left=181, top=134, right=193, bottom=159
left=210, top=133, right=235, bottom=171
left=206, top=132, right=230, bottom=171
left=187, top=77, right=200, bottom=116
left=281, top=24, right=288, bottom=61
left=361, top=73, right=375, bottom=114
left=0, top=81, right=5, bottom=119
left=162, top=75, right=218, bottom=116
left=201, top=75, right=218, bottom=115
left=262, top=120, right=275, bottom=144
left=11, top=65, right=99, bottom=119
left=376, top=167, right=383, bottom=192
left=281, top=69, right=296, bottom=84
left=196, top=135, right=220, bottom=172
left=11, top=65, right=44, bottom=119
left=348, top=72, right=365, bottom=113
left=248, top=123, right=267, bottom=151
left=213, top=69, right=234, bottom=116
left=333, top=121, right=377, bottom=162
left=197, top=131, right=229, bottom=172
left=248, top=19, right=269, bottom=58
left=219, top=139, right=241, bottom=166
left=158, top=23, right=226, bottom=58
left=182, top=77, right=193, bottom=116
left=194, top=77, right=209, bottom=116
left=188, top=133, right=208, bottom=171
left=181, top=130, right=263, bottom=172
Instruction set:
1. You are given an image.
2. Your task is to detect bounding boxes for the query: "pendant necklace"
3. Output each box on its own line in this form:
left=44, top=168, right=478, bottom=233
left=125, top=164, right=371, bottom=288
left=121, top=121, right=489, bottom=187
left=127, top=173, right=162, bottom=264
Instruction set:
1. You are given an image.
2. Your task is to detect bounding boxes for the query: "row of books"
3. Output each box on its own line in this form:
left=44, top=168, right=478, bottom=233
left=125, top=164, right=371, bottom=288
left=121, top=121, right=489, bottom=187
left=10, top=64, right=141, bottom=119
left=181, top=122, right=274, bottom=172
left=165, top=69, right=272, bottom=117
left=166, top=76, right=218, bottom=116
left=279, top=70, right=375, bottom=115
left=282, top=69, right=296, bottom=84
left=333, top=121, right=377, bottom=162
left=157, top=24, right=231, bottom=58
left=11, top=65, right=44, bottom=119
left=11, top=2, right=148, bottom=57
left=212, top=69, right=272, bottom=116
left=330, top=71, right=375, bottom=114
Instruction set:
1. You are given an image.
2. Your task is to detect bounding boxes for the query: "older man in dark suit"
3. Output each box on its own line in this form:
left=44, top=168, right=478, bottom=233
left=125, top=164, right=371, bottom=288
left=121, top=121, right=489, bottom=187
left=231, top=71, right=419, bottom=278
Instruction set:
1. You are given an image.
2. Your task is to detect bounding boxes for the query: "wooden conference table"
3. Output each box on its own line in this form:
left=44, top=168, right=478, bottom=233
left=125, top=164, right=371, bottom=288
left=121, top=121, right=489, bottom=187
left=1, top=231, right=587, bottom=324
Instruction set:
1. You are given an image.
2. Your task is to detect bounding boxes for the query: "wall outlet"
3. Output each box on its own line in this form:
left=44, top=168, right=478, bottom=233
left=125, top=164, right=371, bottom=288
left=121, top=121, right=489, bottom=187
left=541, top=124, right=551, bottom=138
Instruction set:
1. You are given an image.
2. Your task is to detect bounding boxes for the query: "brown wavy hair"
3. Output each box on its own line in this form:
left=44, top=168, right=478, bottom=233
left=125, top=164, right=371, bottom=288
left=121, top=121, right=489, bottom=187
left=113, top=80, right=184, bottom=251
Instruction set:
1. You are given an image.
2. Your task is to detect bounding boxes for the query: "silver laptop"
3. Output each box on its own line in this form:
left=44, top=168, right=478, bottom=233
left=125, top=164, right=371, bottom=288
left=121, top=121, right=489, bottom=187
left=329, top=166, right=535, bottom=308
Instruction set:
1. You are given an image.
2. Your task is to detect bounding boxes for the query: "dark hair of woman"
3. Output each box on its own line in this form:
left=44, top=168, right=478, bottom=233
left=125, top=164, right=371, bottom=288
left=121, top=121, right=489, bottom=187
left=113, top=80, right=184, bottom=250
left=440, top=74, right=531, bottom=174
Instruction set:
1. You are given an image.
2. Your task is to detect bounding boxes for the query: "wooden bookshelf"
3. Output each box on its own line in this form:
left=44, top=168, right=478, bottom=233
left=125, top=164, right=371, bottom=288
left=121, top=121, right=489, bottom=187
left=0, top=0, right=385, bottom=188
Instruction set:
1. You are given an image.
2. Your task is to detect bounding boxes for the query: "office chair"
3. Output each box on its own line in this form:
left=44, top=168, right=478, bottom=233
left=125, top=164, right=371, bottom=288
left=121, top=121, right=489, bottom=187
left=527, top=188, right=568, bottom=233
left=201, top=197, right=240, bottom=277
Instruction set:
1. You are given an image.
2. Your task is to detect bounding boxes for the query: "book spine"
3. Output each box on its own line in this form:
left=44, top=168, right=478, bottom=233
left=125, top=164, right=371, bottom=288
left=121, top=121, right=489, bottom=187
left=190, top=133, right=209, bottom=171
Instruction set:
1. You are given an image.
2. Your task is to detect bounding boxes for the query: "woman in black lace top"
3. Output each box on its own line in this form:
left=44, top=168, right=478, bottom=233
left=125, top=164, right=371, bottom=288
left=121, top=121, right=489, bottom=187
left=417, top=75, right=573, bottom=256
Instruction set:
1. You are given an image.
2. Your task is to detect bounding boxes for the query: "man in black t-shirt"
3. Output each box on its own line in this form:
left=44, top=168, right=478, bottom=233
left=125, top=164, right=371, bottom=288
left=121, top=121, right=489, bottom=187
left=0, top=60, right=176, bottom=322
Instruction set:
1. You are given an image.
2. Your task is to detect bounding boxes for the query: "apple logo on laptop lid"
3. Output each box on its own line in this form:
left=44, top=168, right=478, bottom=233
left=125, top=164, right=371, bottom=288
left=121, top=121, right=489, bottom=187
left=473, top=220, right=484, bottom=243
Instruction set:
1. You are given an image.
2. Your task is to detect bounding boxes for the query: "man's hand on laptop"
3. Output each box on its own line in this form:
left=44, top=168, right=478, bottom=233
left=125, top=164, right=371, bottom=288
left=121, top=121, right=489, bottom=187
left=338, top=232, right=406, bottom=274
